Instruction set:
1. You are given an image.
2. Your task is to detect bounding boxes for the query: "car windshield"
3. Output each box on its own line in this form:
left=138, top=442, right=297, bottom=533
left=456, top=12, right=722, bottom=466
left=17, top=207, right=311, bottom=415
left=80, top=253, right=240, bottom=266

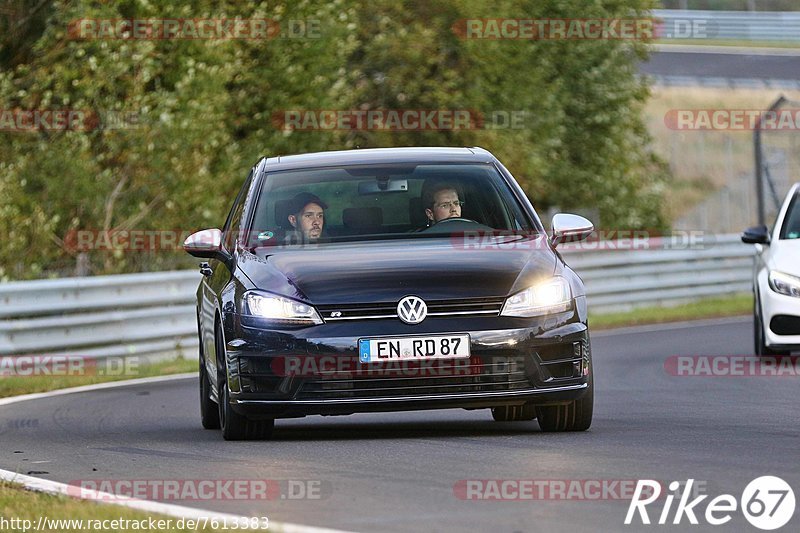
left=780, top=192, right=800, bottom=240
left=247, top=163, right=538, bottom=247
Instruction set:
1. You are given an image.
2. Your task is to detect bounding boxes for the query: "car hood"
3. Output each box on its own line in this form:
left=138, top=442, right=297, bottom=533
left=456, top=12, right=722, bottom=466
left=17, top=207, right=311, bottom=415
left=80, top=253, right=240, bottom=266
left=769, top=239, right=800, bottom=274
left=240, top=235, right=558, bottom=304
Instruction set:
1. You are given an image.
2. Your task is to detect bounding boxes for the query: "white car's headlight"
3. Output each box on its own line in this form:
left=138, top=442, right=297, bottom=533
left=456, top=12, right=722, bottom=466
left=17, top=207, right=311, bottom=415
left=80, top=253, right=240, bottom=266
left=501, top=276, right=572, bottom=317
left=768, top=271, right=800, bottom=298
left=244, top=292, right=323, bottom=325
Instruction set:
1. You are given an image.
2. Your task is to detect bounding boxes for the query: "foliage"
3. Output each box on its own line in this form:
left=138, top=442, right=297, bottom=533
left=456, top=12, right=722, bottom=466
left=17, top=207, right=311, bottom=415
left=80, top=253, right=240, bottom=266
left=0, top=0, right=669, bottom=280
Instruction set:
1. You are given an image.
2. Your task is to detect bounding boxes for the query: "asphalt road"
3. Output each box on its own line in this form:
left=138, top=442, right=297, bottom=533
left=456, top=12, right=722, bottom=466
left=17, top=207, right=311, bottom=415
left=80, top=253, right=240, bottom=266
left=644, top=48, right=800, bottom=81
left=2, top=317, right=799, bottom=533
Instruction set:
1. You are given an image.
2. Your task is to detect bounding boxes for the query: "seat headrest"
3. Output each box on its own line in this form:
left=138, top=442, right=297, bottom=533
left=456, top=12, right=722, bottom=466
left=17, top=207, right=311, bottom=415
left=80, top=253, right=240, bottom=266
left=409, top=197, right=427, bottom=227
left=343, top=207, right=383, bottom=230
left=274, top=198, right=295, bottom=229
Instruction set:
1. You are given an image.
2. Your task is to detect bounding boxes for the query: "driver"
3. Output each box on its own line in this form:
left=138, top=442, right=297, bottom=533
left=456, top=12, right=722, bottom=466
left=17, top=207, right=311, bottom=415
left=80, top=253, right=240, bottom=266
left=423, top=182, right=465, bottom=225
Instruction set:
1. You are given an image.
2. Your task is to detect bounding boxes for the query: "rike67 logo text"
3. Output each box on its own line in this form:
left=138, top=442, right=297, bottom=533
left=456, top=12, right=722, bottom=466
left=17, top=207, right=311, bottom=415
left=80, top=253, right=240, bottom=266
left=626, top=477, right=795, bottom=530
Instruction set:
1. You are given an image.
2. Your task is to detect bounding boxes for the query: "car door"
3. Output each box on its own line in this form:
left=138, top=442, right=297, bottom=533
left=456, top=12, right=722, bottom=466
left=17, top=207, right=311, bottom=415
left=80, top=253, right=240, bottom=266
left=202, top=167, right=256, bottom=390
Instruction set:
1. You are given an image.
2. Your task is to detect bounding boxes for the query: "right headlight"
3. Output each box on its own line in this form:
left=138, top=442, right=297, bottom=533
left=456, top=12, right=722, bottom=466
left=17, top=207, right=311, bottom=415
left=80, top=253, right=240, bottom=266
left=768, top=270, right=800, bottom=298
left=243, top=291, right=323, bottom=326
left=501, top=276, right=572, bottom=317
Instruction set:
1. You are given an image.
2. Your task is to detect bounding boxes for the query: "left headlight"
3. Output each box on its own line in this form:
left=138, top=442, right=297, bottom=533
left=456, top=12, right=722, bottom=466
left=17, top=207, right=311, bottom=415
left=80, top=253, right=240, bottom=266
left=243, top=292, right=323, bottom=326
left=501, top=276, right=572, bottom=317
left=768, top=270, right=800, bottom=298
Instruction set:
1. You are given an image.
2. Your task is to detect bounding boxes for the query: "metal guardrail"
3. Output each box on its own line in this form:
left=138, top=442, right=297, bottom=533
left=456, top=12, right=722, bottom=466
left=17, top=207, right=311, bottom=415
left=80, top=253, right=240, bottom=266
left=560, top=234, right=753, bottom=312
left=0, top=271, right=199, bottom=361
left=0, top=235, right=755, bottom=360
left=654, top=9, right=800, bottom=42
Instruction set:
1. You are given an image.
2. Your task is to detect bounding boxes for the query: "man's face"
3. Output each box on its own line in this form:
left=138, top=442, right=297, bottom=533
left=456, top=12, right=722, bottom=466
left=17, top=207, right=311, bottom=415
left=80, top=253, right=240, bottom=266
left=426, top=188, right=461, bottom=223
left=288, top=202, right=324, bottom=241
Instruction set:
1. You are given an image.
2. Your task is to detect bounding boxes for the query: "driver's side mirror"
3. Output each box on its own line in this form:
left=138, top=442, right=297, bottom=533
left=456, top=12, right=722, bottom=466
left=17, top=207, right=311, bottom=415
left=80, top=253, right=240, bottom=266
left=184, top=229, right=231, bottom=262
left=550, top=213, right=594, bottom=248
left=741, top=225, right=770, bottom=245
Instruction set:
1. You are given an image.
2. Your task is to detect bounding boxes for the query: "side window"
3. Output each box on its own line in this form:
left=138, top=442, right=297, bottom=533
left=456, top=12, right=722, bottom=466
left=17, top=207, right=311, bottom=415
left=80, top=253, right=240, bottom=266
left=222, top=169, right=255, bottom=251
left=780, top=194, right=800, bottom=239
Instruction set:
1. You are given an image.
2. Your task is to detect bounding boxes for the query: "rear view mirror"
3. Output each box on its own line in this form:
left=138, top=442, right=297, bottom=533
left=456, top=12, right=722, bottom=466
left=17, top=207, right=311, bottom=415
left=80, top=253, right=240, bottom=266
left=358, top=178, right=409, bottom=195
left=184, top=229, right=230, bottom=261
left=550, top=213, right=594, bottom=248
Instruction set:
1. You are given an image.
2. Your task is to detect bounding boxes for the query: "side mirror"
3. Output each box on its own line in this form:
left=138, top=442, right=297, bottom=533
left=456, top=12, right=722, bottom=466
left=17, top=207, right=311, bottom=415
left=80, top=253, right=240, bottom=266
left=741, top=225, right=770, bottom=245
left=550, top=213, right=594, bottom=248
left=184, top=229, right=230, bottom=262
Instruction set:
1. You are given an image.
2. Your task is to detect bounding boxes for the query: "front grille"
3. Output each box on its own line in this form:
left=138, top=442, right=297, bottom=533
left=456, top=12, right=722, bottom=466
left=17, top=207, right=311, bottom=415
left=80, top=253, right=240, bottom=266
left=296, top=355, right=531, bottom=399
left=317, top=297, right=505, bottom=322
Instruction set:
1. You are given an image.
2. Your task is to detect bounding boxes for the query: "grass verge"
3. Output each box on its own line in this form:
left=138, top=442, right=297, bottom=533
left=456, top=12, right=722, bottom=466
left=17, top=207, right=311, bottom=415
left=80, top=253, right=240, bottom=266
left=0, top=357, right=195, bottom=399
left=0, top=480, right=233, bottom=532
left=589, top=293, right=752, bottom=330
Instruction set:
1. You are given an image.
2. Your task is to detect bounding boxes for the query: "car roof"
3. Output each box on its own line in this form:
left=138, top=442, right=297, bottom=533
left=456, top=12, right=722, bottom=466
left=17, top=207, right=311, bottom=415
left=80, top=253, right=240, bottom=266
left=263, top=147, right=496, bottom=172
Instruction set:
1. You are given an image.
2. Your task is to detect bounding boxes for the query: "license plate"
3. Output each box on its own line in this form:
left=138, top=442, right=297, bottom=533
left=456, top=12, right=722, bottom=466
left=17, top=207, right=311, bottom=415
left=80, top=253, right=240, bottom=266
left=358, top=334, right=470, bottom=363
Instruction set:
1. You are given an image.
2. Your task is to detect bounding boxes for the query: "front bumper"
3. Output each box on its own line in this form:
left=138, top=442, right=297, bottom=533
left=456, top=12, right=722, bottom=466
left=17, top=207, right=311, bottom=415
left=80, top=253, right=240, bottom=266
left=221, top=300, right=591, bottom=418
left=233, top=383, right=589, bottom=418
left=758, top=272, right=800, bottom=350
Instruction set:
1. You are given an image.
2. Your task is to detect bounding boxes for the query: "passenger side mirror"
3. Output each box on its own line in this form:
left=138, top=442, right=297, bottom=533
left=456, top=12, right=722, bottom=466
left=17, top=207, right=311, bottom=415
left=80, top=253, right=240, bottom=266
left=741, top=225, right=770, bottom=245
left=184, top=229, right=231, bottom=262
left=550, top=213, right=594, bottom=248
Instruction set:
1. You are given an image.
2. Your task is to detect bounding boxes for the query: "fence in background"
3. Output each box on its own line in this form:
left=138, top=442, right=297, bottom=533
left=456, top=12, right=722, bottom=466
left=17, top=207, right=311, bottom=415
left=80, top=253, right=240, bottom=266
left=654, top=9, right=800, bottom=41
left=560, top=234, right=752, bottom=311
left=0, top=235, right=755, bottom=361
left=0, top=271, right=199, bottom=362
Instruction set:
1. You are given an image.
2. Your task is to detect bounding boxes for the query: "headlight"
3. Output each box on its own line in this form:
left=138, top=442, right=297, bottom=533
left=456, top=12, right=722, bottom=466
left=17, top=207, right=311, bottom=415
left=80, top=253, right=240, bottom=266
left=768, top=271, right=800, bottom=298
left=243, top=292, right=323, bottom=325
left=501, top=276, right=572, bottom=317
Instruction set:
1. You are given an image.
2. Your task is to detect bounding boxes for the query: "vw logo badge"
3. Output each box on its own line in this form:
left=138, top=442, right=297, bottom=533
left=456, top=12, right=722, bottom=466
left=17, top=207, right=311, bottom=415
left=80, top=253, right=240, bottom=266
left=397, top=296, right=427, bottom=324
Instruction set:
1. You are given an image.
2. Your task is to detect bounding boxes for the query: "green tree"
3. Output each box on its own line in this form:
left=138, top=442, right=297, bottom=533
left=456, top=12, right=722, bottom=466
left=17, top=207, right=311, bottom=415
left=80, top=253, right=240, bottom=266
left=1, top=0, right=669, bottom=280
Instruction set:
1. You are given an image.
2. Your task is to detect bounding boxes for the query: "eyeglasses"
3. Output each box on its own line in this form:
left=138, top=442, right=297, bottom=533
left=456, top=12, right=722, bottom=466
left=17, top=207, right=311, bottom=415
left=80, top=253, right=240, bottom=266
left=433, top=201, right=465, bottom=210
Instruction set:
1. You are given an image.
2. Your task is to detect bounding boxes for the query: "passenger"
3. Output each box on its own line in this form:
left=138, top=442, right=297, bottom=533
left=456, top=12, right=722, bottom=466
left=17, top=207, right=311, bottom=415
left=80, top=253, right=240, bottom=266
left=423, top=182, right=465, bottom=225
left=286, top=192, right=327, bottom=243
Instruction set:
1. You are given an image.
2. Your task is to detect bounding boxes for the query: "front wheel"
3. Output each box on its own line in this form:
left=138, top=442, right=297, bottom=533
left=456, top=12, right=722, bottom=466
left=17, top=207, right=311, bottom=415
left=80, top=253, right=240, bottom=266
left=536, top=339, right=594, bottom=432
left=199, top=359, right=220, bottom=430
left=218, top=377, right=274, bottom=441
left=199, top=321, right=220, bottom=430
left=215, top=324, right=274, bottom=441
left=535, top=385, right=593, bottom=432
left=536, top=340, right=594, bottom=432
left=491, top=404, right=536, bottom=421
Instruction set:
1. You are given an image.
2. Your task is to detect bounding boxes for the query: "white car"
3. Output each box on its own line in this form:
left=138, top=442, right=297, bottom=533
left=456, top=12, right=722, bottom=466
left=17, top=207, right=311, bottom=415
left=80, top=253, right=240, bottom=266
left=742, top=182, right=800, bottom=355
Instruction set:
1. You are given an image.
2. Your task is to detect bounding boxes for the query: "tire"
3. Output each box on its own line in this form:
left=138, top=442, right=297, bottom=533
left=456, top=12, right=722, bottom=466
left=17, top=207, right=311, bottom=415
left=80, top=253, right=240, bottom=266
left=215, top=324, right=274, bottom=441
left=491, top=404, right=536, bottom=421
left=199, top=318, right=220, bottom=429
left=536, top=384, right=593, bottom=432
left=200, top=358, right=220, bottom=430
left=536, top=341, right=594, bottom=432
left=754, top=293, right=788, bottom=356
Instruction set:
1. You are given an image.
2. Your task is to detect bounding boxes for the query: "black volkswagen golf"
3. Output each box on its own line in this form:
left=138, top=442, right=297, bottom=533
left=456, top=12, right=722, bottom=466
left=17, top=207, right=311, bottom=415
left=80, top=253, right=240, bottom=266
left=185, top=147, right=595, bottom=440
